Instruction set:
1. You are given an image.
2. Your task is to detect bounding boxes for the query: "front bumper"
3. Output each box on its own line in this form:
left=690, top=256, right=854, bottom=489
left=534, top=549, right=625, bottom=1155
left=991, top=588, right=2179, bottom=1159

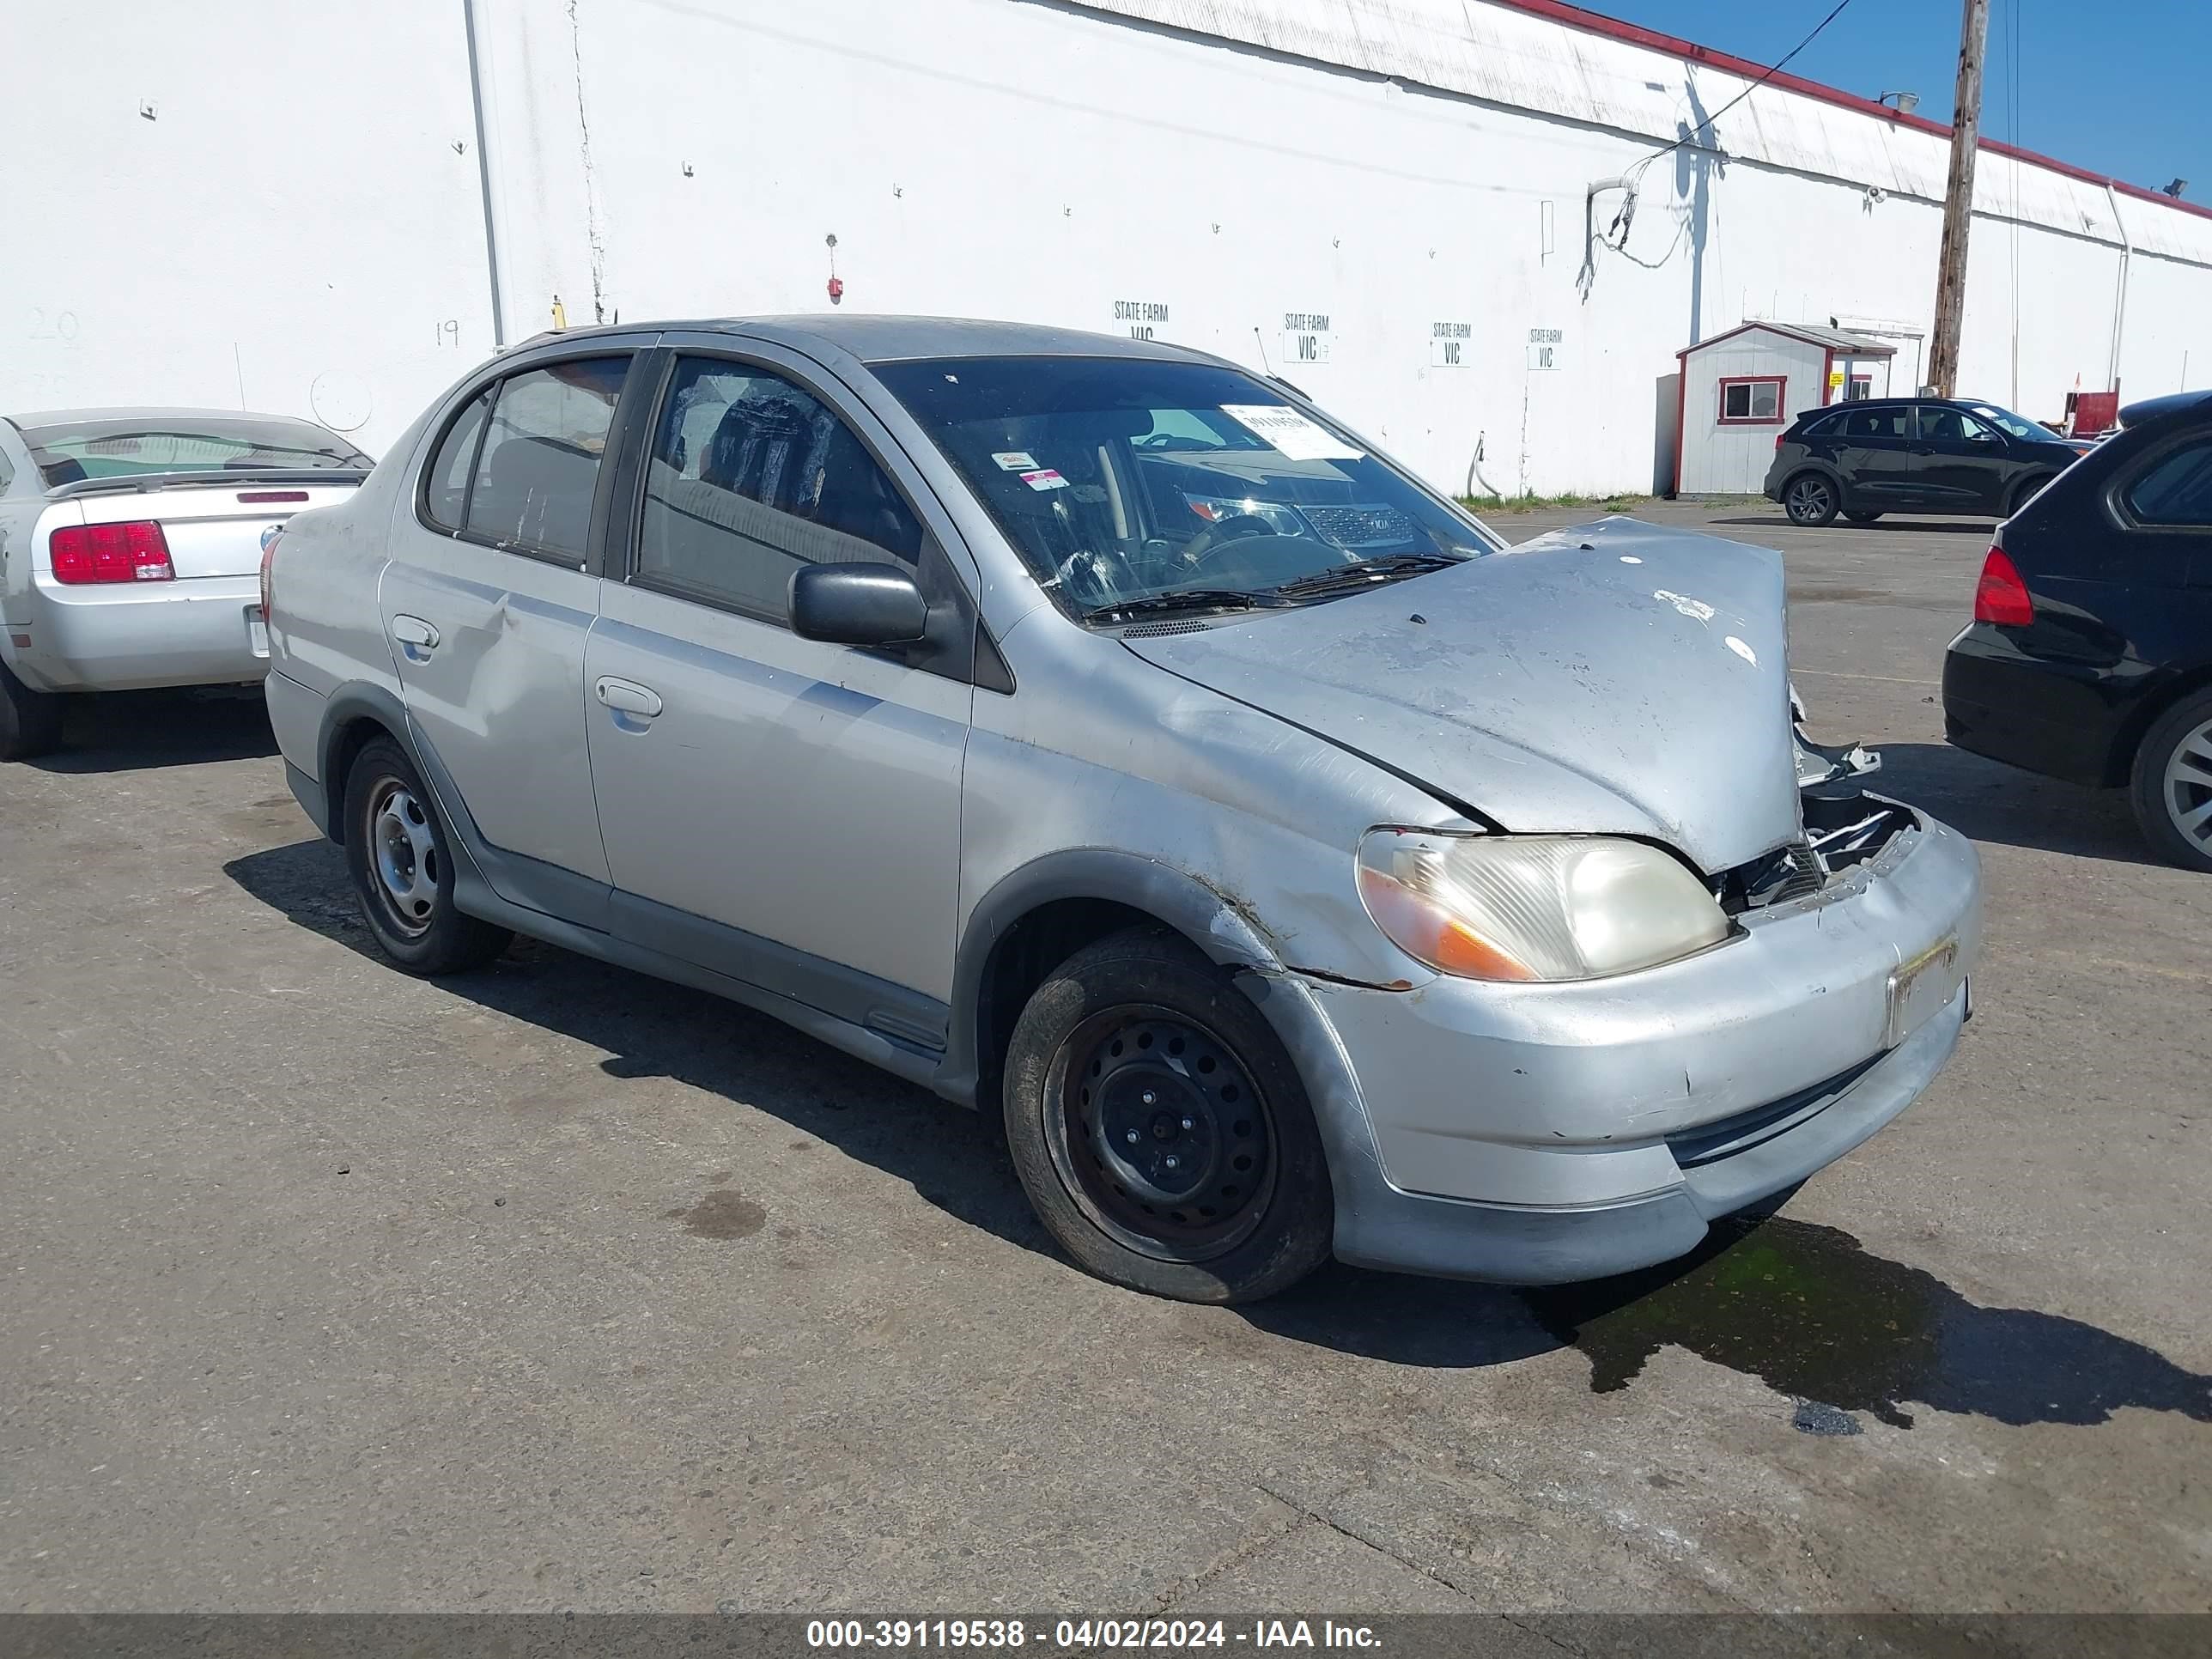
left=1304, top=804, right=1982, bottom=1283
left=13, top=576, right=269, bottom=692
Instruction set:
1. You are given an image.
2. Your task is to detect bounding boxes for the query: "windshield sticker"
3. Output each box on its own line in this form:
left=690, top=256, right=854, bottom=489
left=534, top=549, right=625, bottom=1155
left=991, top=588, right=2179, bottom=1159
left=1219, top=404, right=1362, bottom=462
left=1018, top=467, right=1068, bottom=491
left=991, top=451, right=1038, bottom=471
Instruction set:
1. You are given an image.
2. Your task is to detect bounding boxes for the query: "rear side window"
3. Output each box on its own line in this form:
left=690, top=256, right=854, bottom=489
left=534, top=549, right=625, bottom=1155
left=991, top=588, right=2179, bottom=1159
left=1842, top=407, right=1909, bottom=440
left=634, top=355, right=924, bottom=621
left=462, top=356, right=629, bottom=560
left=422, top=392, right=491, bottom=531
left=1796, top=412, right=1844, bottom=441
left=2124, top=439, right=2212, bottom=527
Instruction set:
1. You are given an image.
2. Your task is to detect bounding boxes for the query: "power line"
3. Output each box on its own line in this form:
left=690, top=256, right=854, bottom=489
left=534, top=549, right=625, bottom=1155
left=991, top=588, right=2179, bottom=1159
left=1624, top=0, right=1860, bottom=190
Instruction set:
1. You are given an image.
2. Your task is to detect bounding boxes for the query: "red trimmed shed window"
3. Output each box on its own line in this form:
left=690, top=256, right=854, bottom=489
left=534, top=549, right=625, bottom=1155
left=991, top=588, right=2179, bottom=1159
left=1718, top=376, right=1786, bottom=425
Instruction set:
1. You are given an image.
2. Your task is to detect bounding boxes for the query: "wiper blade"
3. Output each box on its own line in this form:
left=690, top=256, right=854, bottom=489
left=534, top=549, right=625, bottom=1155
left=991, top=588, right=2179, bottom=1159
left=1082, top=588, right=1290, bottom=625
left=1265, top=551, right=1462, bottom=599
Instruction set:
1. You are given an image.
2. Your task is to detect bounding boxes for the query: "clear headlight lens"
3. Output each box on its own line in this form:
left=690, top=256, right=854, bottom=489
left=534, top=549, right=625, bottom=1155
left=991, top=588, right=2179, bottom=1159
left=1357, top=830, right=1731, bottom=981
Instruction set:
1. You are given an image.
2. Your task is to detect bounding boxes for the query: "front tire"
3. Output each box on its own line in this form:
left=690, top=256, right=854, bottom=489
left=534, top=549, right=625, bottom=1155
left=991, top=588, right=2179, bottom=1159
left=1001, top=927, right=1334, bottom=1304
left=1784, top=472, right=1840, bottom=526
left=343, top=736, right=513, bottom=973
left=2008, top=475, right=2052, bottom=520
left=2130, top=690, right=2212, bottom=873
left=0, top=661, right=65, bottom=762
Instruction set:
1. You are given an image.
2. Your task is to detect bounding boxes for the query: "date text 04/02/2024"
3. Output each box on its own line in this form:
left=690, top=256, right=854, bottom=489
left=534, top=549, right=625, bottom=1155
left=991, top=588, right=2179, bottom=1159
left=804, top=1620, right=1382, bottom=1649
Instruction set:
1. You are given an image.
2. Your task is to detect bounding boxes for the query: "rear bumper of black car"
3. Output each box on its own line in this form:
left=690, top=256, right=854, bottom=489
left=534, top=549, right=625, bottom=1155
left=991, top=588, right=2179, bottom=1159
left=1942, top=624, right=2134, bottom=787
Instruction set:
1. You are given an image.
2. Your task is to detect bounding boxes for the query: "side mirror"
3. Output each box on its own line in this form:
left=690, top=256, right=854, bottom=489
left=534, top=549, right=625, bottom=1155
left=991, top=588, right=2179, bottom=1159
left=789, top=562, right=928, bottom=647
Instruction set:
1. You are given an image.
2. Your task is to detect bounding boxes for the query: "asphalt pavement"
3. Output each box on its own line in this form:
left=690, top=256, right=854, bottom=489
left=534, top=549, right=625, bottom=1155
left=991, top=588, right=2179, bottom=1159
left=3, top=501, right=2206, bottom=1613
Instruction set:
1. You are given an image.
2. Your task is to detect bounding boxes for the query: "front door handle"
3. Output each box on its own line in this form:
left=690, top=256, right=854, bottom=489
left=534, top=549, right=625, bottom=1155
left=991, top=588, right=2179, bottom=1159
left=594, top=676, right=663, bottom=719
left=390, top=614, right=440, bottom=657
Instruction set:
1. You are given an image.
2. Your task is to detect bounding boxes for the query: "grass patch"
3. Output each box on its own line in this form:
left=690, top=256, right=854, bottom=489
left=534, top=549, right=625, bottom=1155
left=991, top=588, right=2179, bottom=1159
left=1459, top=492, right=1649, bottom=514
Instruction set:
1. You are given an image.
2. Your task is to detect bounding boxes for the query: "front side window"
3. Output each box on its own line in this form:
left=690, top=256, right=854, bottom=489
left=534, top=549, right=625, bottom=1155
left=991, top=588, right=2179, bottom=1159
left=635, top=356, right=924, bottom=620
left=1919, top=406, right=1999, bottom=445
left=873, top=356, right=1493, bottom=620
left=2124, top=439, right=2212, bottom=527
left=464, top=356, right=629, bottom=560
left=1719, top=378, right=1784, bottom=423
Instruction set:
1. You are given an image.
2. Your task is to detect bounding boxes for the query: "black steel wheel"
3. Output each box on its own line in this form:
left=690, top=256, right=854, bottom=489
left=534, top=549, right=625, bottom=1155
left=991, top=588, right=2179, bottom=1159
left=1001, top=927, right=1333, bottom=1303
left=1784, top=472, right=1839, bottom=526
left=1046, top=1007, right=1277, bottom=1260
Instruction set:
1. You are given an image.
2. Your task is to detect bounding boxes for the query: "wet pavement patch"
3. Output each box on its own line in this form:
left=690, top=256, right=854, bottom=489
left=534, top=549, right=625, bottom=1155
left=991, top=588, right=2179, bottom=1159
left=667, top=1189, right=768, bottom=1240
left=1522, top=1216, right=2212, bottom=1429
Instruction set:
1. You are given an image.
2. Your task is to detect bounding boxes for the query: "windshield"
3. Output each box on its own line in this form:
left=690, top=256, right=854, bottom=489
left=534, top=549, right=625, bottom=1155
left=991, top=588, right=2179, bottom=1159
left=873, top=356, right=1497, bottom=618
left=21, top=416, right=372, bottom=487
left=1966, top=404, right=2049, bottom=442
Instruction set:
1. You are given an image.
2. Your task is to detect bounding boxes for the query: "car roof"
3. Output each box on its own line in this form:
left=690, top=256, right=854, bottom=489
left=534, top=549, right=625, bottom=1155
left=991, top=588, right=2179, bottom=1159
left=2118, top=389, right=2212, bottom=428
left=519, top=313, right=1212, bottom=367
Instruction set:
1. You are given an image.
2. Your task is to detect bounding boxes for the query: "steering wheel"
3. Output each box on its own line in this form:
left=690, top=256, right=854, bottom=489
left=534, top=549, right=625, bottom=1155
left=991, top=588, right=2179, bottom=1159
left=1181, top=513, right=1289, bottom=568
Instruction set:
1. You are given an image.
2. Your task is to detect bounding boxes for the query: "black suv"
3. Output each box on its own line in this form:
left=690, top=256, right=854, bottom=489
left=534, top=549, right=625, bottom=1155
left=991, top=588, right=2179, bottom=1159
left=1942, top=390, right=2212, bottom=871
left=1764, top=397, right=2088, bottom=526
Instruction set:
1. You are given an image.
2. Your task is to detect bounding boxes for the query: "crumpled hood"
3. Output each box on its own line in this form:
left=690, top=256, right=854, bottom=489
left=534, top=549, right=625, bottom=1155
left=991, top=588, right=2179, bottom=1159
left=1122, top=517, right=1802, bottom=874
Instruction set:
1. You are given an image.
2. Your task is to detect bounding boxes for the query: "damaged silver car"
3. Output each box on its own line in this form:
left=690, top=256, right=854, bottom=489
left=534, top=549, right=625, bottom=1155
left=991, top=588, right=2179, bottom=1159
left=263, top=318, right=1980, bottom=1303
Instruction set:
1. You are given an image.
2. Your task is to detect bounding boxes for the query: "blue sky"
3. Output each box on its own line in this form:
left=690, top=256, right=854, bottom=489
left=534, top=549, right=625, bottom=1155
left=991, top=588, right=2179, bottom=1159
left=1589, top=0, right=2206, bottom=201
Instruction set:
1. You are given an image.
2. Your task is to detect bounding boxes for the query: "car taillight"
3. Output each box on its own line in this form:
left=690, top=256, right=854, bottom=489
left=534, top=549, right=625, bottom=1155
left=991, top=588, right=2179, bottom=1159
left=1776, top=432, right=1786, bottom=452
left=259, top=526, right=283, bottom=621
left=50, top=521, right=174, bottom=585
left=1972, top=545, right=2034, bottom=627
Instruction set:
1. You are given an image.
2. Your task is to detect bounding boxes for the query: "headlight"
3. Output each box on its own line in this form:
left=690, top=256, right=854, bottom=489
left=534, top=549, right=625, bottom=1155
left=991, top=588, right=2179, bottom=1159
left=1183, top=494, right=1307, bottom=537
left=1356, top=830, right=1731, bottom=981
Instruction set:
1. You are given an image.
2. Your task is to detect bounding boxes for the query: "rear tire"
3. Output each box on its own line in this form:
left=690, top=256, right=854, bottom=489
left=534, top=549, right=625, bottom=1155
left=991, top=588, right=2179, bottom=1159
left=2008, top=475, right=2053, bottom=519
left=1784, top=472, right=1840, bottom=526
left=1843, top=509, right=1883, bottom=525
left=2130, top=690, right=2212, bottom=874
left=343, top=736, right=513, bottom=973
left=0, top=661, right=65, bottom=762
left=1000, top=927, right=1334, bottom=1304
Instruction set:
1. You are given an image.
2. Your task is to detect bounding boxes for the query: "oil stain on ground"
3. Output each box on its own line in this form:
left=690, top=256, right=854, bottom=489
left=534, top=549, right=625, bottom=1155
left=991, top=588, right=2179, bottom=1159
left=1523, top=1216, right=2212, bottom=1431
left=665, top=1189, right=768, bottom=1240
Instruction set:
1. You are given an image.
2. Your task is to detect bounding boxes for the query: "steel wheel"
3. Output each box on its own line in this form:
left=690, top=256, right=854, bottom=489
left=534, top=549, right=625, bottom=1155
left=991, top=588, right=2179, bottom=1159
left=368, top=779, right=441, bottom=937
left=1785, top=475, right=1837, bottom=526
left=1043, top=1006, right=1277, bottom=1262
left=2159, top=716, right=2212, bottom=854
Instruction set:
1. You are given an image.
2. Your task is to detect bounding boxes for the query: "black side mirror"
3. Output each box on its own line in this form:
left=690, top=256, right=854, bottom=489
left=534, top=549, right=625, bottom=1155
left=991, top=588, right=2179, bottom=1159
left=789, top=562, right=928, bottom=647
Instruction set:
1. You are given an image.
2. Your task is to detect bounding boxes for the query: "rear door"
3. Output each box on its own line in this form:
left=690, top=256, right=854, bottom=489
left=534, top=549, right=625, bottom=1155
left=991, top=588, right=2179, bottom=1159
left=582, top=341, right=974, bottom=1030
left=1834, top=404, right=1917, bottom=504
left=1913, top=406, right=2010, bottom=514
left=379, top=347, right=649, bottom=920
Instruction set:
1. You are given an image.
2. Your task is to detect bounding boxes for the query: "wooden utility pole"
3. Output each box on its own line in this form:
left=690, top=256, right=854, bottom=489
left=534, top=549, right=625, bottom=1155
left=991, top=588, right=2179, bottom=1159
left=1928, top=0, right=1991, bottom=395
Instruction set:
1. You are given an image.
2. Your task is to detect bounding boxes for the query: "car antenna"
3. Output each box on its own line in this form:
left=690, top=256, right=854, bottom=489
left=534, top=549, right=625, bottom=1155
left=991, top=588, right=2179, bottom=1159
left=1253, top=325, right=1273, bottom=375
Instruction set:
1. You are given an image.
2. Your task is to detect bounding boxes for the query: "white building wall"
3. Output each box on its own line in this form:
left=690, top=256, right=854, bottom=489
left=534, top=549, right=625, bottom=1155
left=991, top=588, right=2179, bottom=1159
left=1678, top=331, right=1825, bottom=495
left=5, top=0, right=2209, bottom=495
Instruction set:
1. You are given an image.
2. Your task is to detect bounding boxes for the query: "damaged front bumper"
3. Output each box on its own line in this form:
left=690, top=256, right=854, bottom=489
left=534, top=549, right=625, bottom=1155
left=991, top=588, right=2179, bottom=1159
left=1304, top=794, right=1981, bottom=1285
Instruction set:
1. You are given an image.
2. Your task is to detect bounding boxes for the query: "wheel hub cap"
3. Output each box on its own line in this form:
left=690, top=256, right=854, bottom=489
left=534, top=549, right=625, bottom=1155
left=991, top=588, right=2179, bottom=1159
left=370, top=782, right=440, bottom=935
left=2162, top=718, right=2212, bottom=849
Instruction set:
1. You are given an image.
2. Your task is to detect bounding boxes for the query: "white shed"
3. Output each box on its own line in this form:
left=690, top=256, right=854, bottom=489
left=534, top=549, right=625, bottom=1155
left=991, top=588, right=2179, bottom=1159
left=1674, top=323, right=1898, bottom=495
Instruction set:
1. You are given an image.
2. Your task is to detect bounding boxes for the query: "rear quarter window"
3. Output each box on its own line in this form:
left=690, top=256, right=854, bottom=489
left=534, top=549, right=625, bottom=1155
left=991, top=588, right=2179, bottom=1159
left=2123, top=437, right=2212, bottom=527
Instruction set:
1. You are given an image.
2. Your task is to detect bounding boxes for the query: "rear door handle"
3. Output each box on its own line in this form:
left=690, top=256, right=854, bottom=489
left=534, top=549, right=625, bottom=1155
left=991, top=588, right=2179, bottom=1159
left=390, top=614, right=440, bottom=654
left=594, top=676, right=663, bottom=719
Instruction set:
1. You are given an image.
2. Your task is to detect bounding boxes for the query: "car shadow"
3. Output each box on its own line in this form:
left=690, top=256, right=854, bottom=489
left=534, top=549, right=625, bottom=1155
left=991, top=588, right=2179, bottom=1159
left=1709, top=514, right=1998, bottom=536
left=1874, top=741, right=2157, bottom=866
left=221, top=838, right=2211, bottom=1424
left=28, top=686, right=277, bottom=773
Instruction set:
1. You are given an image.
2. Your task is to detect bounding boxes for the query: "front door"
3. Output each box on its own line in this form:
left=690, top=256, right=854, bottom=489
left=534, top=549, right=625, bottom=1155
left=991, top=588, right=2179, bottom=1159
left=583, top=345, right=972, bottom=1037
left=380, top=351, right=638, bottom=916
left=1832, top=404, right=1918, bottom=505
left=1912, top=405, right=2011, bottom=514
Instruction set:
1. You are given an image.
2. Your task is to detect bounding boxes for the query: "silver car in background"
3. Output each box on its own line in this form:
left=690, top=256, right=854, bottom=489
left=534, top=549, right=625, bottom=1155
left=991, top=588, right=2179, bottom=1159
left=0, top=408, right=371, bottom=759
left=261, top=318, right=1980, bottom=1304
